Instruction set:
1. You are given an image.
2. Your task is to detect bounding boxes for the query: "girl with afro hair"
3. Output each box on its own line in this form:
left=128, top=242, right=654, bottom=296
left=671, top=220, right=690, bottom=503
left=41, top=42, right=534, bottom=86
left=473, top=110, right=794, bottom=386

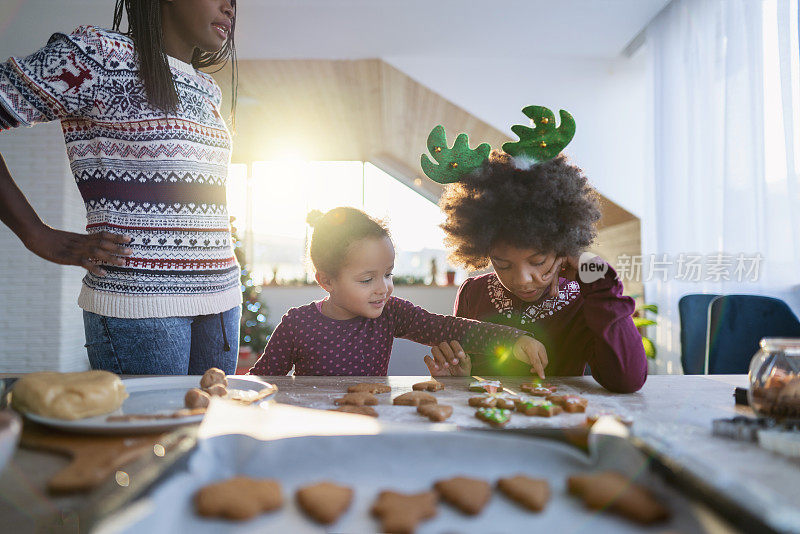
left=436, top=150, right=647, bottom=393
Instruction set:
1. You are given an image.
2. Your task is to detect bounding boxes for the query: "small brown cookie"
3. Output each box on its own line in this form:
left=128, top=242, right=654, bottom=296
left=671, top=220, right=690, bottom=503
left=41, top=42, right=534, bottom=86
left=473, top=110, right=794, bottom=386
left=469, top=380, right=503, bottom=393
left=475, top=407, right=512, bottom=427
left=548, top=394, right=588, bottom=413
left=417, top=404, right=453, bottom=422
left=514, top=398, right=563, bottom=417
left=468, top=395, right=496, bottom=408
left=296, top=481, right=353, bottom=524
left=568, top=471, right=669, bottom=524
left=371, top=490, right=437, bottom=534
left=347, top=382, right=392, bottom=394
left=495, top=397, right=516, bottom=410
left=329, top=405, right=378, bottom=417
left=520, top=382, right=557, bottom=396
left=434, top=476, right=492, bottom=515
left=497, top=475, right=550, bottom=511
left=469, top=394, right=516, bottom=409
left=334, top=392, right=378, bottom=406
left=412, top=380, right=444, bottom=392
left=204, top=384, right=228, bottom=397
left=200, top=367, right=228, bottom=389
left=185, top=388, right=211, bottom=409
left=194, top=476, right=282, bottom=520
left=393, top=391, right=437, bottom=406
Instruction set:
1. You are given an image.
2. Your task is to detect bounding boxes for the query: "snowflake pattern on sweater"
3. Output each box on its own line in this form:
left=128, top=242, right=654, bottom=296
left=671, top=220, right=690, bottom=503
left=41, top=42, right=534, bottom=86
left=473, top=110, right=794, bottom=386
left=0, top=26, right=240, bottom=318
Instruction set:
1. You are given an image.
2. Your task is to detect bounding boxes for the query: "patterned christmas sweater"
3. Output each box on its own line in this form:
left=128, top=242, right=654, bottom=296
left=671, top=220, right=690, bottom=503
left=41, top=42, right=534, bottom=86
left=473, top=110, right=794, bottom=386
left=0, top=26, right=241, bottom=319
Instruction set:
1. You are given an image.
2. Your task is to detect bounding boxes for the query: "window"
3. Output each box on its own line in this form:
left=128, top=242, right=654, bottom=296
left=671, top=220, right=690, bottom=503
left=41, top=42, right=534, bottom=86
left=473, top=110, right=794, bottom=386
left=227, top=161, right=464, bottom=285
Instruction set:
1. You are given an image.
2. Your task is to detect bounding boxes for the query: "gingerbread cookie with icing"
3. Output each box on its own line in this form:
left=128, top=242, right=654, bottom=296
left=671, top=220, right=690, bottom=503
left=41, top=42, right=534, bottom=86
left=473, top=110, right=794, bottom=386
left=475, top=407, right=512, bottom=427
left=514, top=398, right=563, bottom=417
left=547, top=394, right=588, bottom=413
left=520, top=382, right=557, bottom=396
left=469, top=380, right=503, bottom=393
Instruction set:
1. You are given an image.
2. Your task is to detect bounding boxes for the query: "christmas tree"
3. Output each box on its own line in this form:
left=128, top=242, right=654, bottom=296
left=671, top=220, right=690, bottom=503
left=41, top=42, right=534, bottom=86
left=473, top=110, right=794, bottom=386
left=230, top=217, right=272, bottom=351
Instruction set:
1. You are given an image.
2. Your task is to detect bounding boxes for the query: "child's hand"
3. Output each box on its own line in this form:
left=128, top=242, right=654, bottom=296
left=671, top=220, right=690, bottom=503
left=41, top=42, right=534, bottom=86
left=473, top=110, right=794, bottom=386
left=548, top=255, right=586, bottom=297
left=512, top=335, right=548, bottom=378
left=424, top=341, right=471, bottom=376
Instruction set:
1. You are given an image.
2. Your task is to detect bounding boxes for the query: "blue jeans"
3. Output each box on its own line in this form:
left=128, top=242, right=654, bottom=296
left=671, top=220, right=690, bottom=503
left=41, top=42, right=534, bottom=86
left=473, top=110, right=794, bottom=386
left=83, top=306, right=241, bottom=375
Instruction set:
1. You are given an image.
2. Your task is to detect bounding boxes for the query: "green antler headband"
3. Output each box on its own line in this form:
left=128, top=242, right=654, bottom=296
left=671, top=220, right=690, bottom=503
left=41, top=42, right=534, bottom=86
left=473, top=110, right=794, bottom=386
left=420, top=125, right=491, bottom=184
left=420, top=106, right=576, bottom=184
left=502, top=105, right=576, bottom=162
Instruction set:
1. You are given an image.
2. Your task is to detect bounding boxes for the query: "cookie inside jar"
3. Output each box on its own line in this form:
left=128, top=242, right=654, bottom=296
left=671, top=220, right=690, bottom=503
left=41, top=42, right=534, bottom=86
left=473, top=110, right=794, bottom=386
left=748, top=338, right=800, bottom=418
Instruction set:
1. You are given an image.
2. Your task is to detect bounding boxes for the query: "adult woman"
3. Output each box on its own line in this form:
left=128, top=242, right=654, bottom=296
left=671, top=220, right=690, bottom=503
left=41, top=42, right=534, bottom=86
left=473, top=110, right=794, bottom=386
left=0, top=0, right=241, bottom=374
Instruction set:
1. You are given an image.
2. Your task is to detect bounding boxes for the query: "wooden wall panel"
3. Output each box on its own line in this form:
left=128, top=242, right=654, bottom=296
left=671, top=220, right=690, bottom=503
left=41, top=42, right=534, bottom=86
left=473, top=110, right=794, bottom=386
left=213, top=59, right=642, bottom=297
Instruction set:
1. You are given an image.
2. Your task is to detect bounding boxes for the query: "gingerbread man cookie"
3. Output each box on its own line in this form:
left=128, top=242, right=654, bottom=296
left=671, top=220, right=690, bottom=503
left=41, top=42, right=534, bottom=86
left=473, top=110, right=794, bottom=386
left=514, top=398, right=563, bottom=417
left=393, top=391, right=437, bottom=406
left=371, top=490, right=437, bottom=533
left=417, top=404, right=453, bottom=422
left=547, top=394, right=588, bottom=413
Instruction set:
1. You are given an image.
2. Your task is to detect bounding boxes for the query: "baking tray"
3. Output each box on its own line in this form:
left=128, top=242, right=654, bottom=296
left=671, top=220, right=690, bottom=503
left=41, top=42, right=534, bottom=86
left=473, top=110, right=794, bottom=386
left=91, top=425, right=710, bottom=533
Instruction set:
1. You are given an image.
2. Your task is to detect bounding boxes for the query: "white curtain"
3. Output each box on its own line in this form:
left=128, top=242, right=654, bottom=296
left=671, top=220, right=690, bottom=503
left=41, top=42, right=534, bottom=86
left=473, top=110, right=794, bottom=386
left=643, top=0, right=800, bottom=373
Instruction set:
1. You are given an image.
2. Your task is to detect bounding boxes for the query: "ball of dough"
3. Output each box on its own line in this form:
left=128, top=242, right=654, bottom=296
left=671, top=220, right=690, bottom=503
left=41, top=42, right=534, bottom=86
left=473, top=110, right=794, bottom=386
left=205, top=384, right=228, bottom=397
left=185, top=388, right=211, bottom=409
left=200, top=367, right=228, bottom=389
left=11, top=371, right=128, bottom=420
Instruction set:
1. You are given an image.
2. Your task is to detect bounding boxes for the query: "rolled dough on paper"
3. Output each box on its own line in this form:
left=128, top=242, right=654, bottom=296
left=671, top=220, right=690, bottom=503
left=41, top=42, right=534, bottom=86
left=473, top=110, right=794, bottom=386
left=11, top=371, right=128, bottom=420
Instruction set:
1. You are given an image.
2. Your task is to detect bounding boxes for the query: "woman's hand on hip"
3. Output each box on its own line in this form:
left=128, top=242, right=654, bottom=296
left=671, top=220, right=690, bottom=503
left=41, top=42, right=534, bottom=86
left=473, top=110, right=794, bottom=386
left=25, top=227, right=132, bottom=276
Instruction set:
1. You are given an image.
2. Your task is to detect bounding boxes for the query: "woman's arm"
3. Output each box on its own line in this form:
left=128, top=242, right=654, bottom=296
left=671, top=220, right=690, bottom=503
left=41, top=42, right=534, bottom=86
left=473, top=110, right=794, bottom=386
left=0, top=153, right=131, bottom=275
left=0, top=27, right=130, bottom=274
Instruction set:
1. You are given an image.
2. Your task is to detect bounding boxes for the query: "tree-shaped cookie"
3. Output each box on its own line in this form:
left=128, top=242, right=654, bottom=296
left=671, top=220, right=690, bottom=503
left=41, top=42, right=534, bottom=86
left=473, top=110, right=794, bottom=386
left=420, top=125, right=490, bottom=184
left=502, top=106, right=575, bottom=162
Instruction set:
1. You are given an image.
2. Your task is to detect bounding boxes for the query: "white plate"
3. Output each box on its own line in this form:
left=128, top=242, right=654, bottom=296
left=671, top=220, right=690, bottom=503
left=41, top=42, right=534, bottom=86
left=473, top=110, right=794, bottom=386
left=23, top=376, right=277, bottom=435
left=101, top=431, right=705, bottom=533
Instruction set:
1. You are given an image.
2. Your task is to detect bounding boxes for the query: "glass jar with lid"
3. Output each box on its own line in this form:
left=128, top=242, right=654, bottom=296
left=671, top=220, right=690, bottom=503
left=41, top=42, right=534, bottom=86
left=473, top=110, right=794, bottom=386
left=748, top=338, right=800, bottom=418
